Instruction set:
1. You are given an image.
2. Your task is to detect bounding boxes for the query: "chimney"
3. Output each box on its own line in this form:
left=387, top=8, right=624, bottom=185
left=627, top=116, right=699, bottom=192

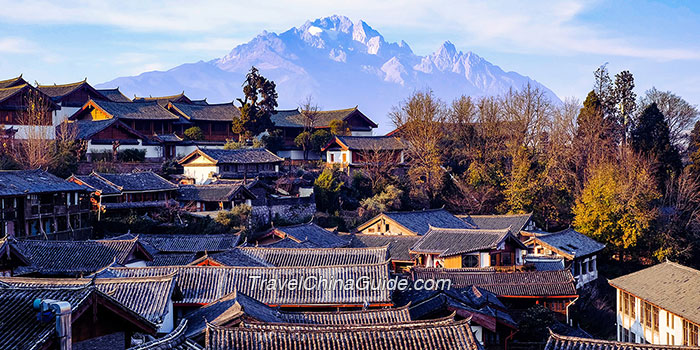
left=34, top=298, right=72, bottom=350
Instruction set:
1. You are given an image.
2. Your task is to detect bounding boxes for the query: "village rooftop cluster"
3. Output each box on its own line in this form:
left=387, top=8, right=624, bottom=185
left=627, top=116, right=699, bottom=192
left=0, top=73, right=698, bottom=350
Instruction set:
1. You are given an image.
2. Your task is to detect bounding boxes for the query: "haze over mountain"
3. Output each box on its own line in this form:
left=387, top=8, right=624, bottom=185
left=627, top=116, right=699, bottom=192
left=98, top=15, right=560, bottom=133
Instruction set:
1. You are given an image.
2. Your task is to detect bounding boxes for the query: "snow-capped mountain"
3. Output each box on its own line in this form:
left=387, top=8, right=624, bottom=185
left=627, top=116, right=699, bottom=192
left=98, top=15, right=560, bottom=133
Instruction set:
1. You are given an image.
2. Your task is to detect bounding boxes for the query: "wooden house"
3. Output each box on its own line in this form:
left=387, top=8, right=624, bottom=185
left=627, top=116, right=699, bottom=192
left=178, top=148, right=283, bottom=184
left=166, top=102, right=239, bottom=142
left=322, top=135, right=405, bottom=167
left=524, top=228, right=605, bottom=287
left=0, top=83, right=60, bottom=140
left=37, top=80, right=109, bottom=125
left=410, top=226, right=527, bottom=269
left=0, top=285, right=157, bottom=350
left=0, top=169, right=91, bottom=240
left=609, top=261, right=700, bottom=346
left=356, top=208, right=470, bottom=236
left=177, top=183, right=256, bottom=212
left=270, top=107, right=378, bottom=160
left=544, top=331, right=700, bottom=350
left=68, top=171, right=178, bottom=215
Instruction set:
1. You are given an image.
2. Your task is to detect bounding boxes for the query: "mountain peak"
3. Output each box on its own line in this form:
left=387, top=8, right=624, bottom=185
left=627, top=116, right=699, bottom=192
left=98, top=15, right=561, bottom=133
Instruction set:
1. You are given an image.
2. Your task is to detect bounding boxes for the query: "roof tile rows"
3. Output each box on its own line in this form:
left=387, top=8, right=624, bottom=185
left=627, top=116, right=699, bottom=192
left=205, top=318, right=480, bottom=350
left=411, top=227, right=514, bottom=257
left=233, top=246, right=388, bottom=267
left=412, top=268, right=577, bottom=297
left=196, top=148, right=284, bottom=164
left=102, top=263, right=392, bottom=306
left=0, top=275, right=177, bottom=325
left=349, top=234, right=421, bottom=262
left=270, top=107, right=376, bottom=129
left=459, top=213, right=533, bottom=232
left=169, top=102, right=240, bottom=121
left=129, top=320, right=203, bottom=350
left=12, top=238, right=148, bottom=276
left=0, top=169, right=87, bottom=196
left=527, top=228, right=606, bottom=259
left=377, top=208, right=472, bottom=236
left=329, top=135, right=406, bottom=151
left=609, top=261, right=700, bottom=325
left=544, top=331, right=700, bottom=350
left=266, top=223, right=350, bottom=248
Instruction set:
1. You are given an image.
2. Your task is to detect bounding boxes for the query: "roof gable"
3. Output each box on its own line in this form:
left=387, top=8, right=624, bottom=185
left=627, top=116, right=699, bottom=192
left=0, top=75, right=28, bottom=89
left=358, top=208, right=470, bottom=236
left=37, top=80, right=108, bottom=103
left=411, top=227, right=517, bottom=257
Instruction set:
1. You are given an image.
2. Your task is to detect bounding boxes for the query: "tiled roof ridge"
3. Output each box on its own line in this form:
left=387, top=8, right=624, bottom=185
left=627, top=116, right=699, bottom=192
left=312, top=106, right=357, bottom=114
left=239, top=245, right=388, bottom=253
left=111, top=260, right=391, bottom=271
left=243, top=312, right=457, bottom=329
left=1, top=274, right=176, bottom=284
left=461, top=212, right=533, bottom=218
left=173, top=101, right=234, bottom=107
left=0, top=74, right=22, bottom=83
left=36, top=80, right=86, bottom=88
left=134, top=92, right=186, bottom=100
left=280, top=301, right=412, bottom=317
left=129, top=319, right=191, bottom=349
left=425, top=225, right=510, bottom=234
left=383, top=208, right=451, bottom=215
left=0, top=83, right=28, bottom=92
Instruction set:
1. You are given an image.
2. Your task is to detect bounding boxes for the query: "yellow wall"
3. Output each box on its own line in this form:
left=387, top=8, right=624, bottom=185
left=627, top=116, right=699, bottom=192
left=90, top=107, right=112, bottom=121
left=358, top=216, right=417, bottom=235
left=444, top=255, right=462, bottom=269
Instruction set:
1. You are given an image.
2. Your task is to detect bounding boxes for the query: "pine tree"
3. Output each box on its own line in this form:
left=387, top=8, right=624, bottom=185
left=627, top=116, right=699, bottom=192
left=233, top=67, right=277, bottom=140
left=631, top=103, right=682, bottom=188
left=614, top=70, right=636, bottom=145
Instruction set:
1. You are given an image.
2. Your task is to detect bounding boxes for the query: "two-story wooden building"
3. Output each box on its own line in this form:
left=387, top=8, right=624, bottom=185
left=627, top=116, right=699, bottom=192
left=270, top=107, right=378, bottom=160
left=410, top=226, right=527, bottom=268
left=0, top=81, right=60, bottom=140
left=179, top=148, right=283, bottom=184
left=524, top=228, right=605, bottom=287
left=322, top=135, right=405, bottom=168
left=37, top=80, right=109, bottom=125
left=609, top=261, right=700, bottom=346
left=0, top=169, right=91, bottom=239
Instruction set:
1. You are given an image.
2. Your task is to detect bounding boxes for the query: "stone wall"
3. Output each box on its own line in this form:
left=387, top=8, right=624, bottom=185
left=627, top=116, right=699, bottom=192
left=252, top=195, right=316, bottom=227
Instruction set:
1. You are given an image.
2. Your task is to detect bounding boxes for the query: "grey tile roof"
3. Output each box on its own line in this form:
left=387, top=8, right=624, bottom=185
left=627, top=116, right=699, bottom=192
left=412, top=268, right=578, bottom=297
left=129, top=320, right=203, bottom=350
left=235, top=246, right=389, bottom=267
left=270, top=223, right=350, bottom=248
left=37, top=81, right=106, bottom=101
left=147, top=253, right=198, bottom=266
left=277, top=304, right=412, bottom=325
left=262, top=237, right=320, bottom=248
left=330, top=135, right=406, bottom=151
left=183, top=291, right=246, bottom=339
left=544, top=331, right=699, bottom=350
left=13, top=238, right=149, bottom=276
left=133, top=234, right=240, bottom=253
left=0, top=285, right=156, bottom=350
left=0, top=84, right=28, bottom=103
left=195, top=148, right=284, bottom=164
left=88, top=99, right=179, bottom=120
left=0, top=286, right=95, bottom=350
left=68, top=119, right=119, bottom=140
left=102, top=200, right=178, bottom=210
left=609, top=261, right=700, bottom=325
left=206, top=318, right=480, bottom=350
left=202, top=249, right=271, bottom=267
left=270, top=107, right=377, bottom=129
left=71, top=173, right=121, bottom=195
left=169, top=102, right=240, bottom=121
left=459, top=213, right=533, bottom=232
left=133, top=93, right=192, bottom=106
left=0, top=75, right=27, bottom=89
left=411, top=227, right=516, bottom=257
left=0, top=169, right=87, bottom=196
left=103, top=263, right=392, bottom=306
left=528, top=228, right=605, bottom=259
left=96, top=88, right=132, bottom=102
left=239, top=315, right=456, bottom=331
left=375, top=208, right=471, bottom=236
left=0, top=275, right=178, bottom=325
left=524, top=256, right=566, bottom=271
left=92, top=171, right=178, bottom=192
left=177, top=184, right=255, bottom=202
left=349, top=234, right=420, bottom=261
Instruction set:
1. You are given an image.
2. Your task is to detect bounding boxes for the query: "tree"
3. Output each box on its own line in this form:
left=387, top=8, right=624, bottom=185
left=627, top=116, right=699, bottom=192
left=631, top=102, right=682, bottom=189
left=310, top=129, right=332, bottom=152
left=184, top=126, right=204, bottom=141
left=389, top=90, right=447, bottom=206
left=359, top=185, right=403, bottom=218
left=233, top=67, right=277, bottom=139
left=14, top=89, right=54, bottom=169
left=687, top=121, right=700, bottom=178
left=314, top=168, right=343, bottom=213
left=614, top=70, right=636, bottom=145
left=329, top=119, right=349, bottom=136
left=573, top=154, right=660, bottom=260
left=503, top=146, right=539, bottom=214
left=215, top=204, right=252, bottom=233
left=641, top=87, right=699, bottom=148
left=573, top=91, right=616, bottom=192
left=261, top=129, right=284, bottom=154
left=294, top=131, right=312, bottom=160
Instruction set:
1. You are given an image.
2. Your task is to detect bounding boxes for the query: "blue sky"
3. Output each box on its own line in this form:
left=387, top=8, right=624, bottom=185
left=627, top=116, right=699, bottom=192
left=0, top=0, right=699, bottom=107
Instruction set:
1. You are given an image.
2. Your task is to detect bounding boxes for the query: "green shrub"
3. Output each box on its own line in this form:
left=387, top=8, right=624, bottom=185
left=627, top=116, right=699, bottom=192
left=183, top=126, right=204, bottom=141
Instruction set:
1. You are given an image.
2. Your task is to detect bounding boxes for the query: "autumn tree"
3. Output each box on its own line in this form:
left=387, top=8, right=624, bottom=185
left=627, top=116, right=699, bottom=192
left=573, top=91, right=616, bottom=192
left=314, top=168, right=343, bottom=213
left=14, top=89, right=54, bottom=169
left=233, top=67, right=277, bottom=140
left=389, top=90, right=447, bottom=206
left=329, top=119, right=349, bottom=136
left=573, top=153, right=660, bottom=260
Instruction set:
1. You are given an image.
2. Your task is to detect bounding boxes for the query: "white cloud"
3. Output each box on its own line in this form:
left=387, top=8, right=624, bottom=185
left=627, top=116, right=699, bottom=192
left=0, top=0, right=697, bottom=61
left=0, top=36, right=38, bottom=54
